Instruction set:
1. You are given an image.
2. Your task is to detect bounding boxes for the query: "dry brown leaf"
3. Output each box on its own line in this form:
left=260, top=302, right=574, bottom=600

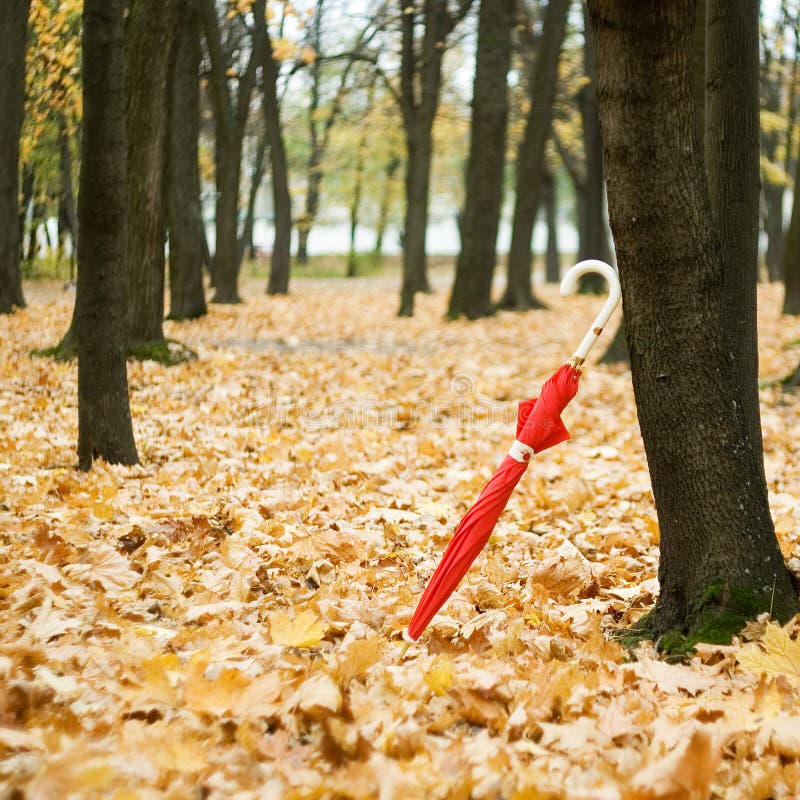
left=625, top=726, right=720, bottom=800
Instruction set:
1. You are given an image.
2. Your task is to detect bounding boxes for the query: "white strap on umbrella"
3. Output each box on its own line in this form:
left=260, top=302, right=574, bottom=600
left=560, top=259, right=622, bottom=365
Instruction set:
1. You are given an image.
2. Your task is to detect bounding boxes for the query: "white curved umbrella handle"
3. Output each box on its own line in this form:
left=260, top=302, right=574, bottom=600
left=559, top=259, right=622, bottom=363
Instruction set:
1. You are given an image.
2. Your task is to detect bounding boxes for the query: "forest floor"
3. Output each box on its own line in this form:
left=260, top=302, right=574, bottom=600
left=2, top=276, right=800, bottom=799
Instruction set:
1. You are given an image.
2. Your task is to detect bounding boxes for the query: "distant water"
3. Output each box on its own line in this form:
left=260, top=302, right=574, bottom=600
left=209, top=216, right=580, bottom=259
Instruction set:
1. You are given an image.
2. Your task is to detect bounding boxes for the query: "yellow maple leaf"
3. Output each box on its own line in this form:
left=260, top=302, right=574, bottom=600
left=270, top=609, right=327, bottom=648
left=424, top=656, right=454, bottom=696
left=736, top=622, right=800, bottom=687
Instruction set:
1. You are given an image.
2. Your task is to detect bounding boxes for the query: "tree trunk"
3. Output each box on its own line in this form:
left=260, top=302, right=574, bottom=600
left=782, top=152, right=800, bottom=314
left=706, top=0, right=764, bottom=464
left=240, top=130, right=267, bottom=267
left=18, top=163, right=34, bottom=266
left=543, top=169, right=560, bottom=283
left=598, top=316, right=629, bottom=364
left=692, top=0, right=706, bottom=150
left=587, top=0, right=798, bottom=642
left=399, top=131, right=433, bottom=315
left=167, top=1, right=207, bottom=321
left=198, top=0, right=264, bottom=304
left=347, top=109, right=369, bottom=278
left=763, top=183, right=785, bottom=281
left=76, top=0, right=139, bottom=470
left=448, top=0, right=513, bottom=319
left=373, top=156, right=399, bottom=259
left=212, top=134, right=244, bottom=302
left=297, top=0, right=324, bottom=266
left=58, top=116, right=79, bottom=272
left=398, top=0, right=469, bottom=316
left=0, top=0, right=29, bottom=312
left=499, top=0, right=569, bottom=310
left=260, top=24, right=292, bottom=296
left=125, top=0, right=181, bottom=348
left=577, top=4, right=612, bottom=293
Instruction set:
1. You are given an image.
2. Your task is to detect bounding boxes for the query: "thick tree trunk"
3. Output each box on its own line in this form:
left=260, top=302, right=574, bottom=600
left=543, top=169, right=560, bottom=283
left=499, top=0, right=569, bottom=310
left=76, top=0, right=138, bottom=470
left=167, top=1, right=207, bottom=321
left=706, top=0, right=764, bottom=463
left=125, top=0, right=180, bottom=347
left=587, top=0, right=798, bottom=640
left=692, top=0, right=706, bottom=151
left=782, top=153, right=800, bottom=314
left=0, top=0, right=29, bottom=313
left=448, top=0, right=513, bottom=319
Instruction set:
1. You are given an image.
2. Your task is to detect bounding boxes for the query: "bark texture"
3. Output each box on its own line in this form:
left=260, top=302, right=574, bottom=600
left=125, top=0, right=181, bottom=347
left=500, top=0, right=569, bottom=310
left=76, top=0, right=139, bottom=470
left=168, top=2, right=207, bottom=321
left=705, top=0, right=764, bottom=462
left=258, top=17, right=292, bottom=296
left=448, top=0, right=513, bottom=319
left=0, top=0, right=30, bottom=313
left=692, top=0, right=706, bottom=155
left=587, top=0, right=798, bottom=639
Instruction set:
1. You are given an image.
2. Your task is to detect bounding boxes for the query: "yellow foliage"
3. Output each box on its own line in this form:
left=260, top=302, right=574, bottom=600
left=737, top=621, right=800, bottom=688
left=269, top=608, right=327, bottom=647
left=424, top=655, right=455, bottom=696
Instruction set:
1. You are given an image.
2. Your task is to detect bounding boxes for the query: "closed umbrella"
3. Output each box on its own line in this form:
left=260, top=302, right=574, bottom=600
left=407, top=260, right=622, bottom=641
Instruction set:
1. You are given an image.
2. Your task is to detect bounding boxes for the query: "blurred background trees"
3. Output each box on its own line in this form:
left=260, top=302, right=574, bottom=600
left=5, top=0, right=800, bottom=332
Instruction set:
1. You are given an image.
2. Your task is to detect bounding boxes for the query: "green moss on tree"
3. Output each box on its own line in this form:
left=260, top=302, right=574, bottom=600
left=35, top=338, right=196, bottom=365
left=617, top=581, right=769, bottom=657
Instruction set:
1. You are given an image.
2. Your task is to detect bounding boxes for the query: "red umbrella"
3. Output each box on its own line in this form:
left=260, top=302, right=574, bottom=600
left=406, top=260, right=622, bottom=641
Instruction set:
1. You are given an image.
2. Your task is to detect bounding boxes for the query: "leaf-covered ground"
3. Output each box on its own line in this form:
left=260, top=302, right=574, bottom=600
left=2, top=275, right=800, bottom=799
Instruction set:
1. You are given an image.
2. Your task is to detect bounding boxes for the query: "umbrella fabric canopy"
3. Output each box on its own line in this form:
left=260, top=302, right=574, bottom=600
left=406, top=363, right=580, bottom=640
left=405, top=259, right=621, bottom=641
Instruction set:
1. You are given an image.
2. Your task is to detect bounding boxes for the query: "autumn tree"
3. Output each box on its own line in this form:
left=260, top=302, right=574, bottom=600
left=499, top=0, right=570, bottom=311
left=586, top=0, right=798, bottom=644
left=256, top=6, right=293, bottom=296
left=75, top=0, right=139, bottom=470
left=125, top=0, right=182, bottom=350
left=397, top=0, right=474, bottom=317
left=168, top=1, right=208, bottom=321
left=20, top=1, right=82, bottom=282
left=0, top=0, right=32, bottom=313
left=447, top=0, right=513, bottom=319
left=199, top=0, right=266, bottom=303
